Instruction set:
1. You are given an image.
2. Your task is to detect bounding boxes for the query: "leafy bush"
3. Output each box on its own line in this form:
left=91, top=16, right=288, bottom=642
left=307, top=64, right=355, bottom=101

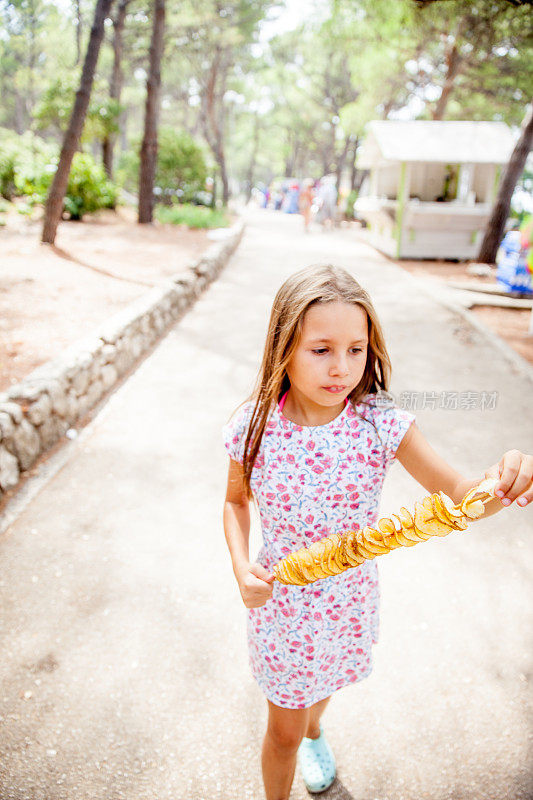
left=35, top=75, right=121, bottom=145
left=156, top=127, right=208, bottom=203
left=33, top=75, right=77, bottom=137
left=117, top=127, right=209, bottom=204
left=64, top=153, right=118, bottom=219
left=0, top=140, right=17, bottom=200
left=0, top=196, right=9, bottom=224
left=0, top=128, right=56, bottom=202
left=155, top=203, right=229, bottom=229
left=344, top=190, right=359, bottom=221
left=0, top=128, right=117, bottom=218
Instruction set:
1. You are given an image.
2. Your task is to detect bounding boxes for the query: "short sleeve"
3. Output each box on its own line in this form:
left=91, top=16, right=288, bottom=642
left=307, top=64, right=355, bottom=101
left=356, top=393, right=415, bottom=470
left=381, top=405, right=416, bottom=470
left=222, top=402, right=254, bottom=465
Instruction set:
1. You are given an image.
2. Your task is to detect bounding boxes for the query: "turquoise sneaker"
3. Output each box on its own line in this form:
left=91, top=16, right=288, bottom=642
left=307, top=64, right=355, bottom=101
left=297, top=723, right=336, bottom=793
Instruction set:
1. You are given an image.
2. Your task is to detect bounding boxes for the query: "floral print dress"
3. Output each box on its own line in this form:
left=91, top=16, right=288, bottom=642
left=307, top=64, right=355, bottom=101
left=222, top=392, right=415, bottom=709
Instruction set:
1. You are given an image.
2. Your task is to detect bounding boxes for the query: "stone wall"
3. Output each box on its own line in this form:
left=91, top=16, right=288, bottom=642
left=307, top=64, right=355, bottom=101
left=0, top=220, right=244, bottom=501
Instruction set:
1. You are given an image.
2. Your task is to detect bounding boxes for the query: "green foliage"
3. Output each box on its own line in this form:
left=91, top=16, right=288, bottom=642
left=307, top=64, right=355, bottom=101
left=0, top=196, right=10, bottom=226
left=155, top=202, right=229, bottom=228
left=156, top=126, right=208, bottom=201
left=0, top=128, right=57, bottom=201
left=117, top=127, right=208, bottom=203
left=115, top=147, right=140, bottom=192
left=0, top=128, right=117, bottom=218
left=64, top=153, right=118, bottom=219
left=33, top=75, right=77, bottom=136
left=405, top=0, right=533, bottom=124
left=0, top=0, right=531, bottom=205
left=344, top=189, right=359, bottom=220
left=34, top=74, right=122, bottom=142
left=0, top=139, right=17, bottom=200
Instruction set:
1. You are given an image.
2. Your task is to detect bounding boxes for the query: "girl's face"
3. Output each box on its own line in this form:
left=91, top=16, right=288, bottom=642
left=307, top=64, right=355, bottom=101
left=285, top=301, right=369, bottom=410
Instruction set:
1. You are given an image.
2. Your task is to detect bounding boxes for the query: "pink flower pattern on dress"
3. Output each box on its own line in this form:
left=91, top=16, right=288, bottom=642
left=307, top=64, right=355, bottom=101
left=222, top=393, right=415, bottom=709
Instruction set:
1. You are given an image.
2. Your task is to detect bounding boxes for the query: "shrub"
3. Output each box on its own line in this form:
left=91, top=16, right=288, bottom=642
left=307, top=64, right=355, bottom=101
left=117, top=128, right=209, bottom=204
left=64, top=153, right=118, bottom=219
left=0, top=141, right=17, bottom=200
left=155, top=203, right=229, bottom=229
left=0, top=128, right=55, bottom=202
left=156, top=127, right=208, bottom=203
left=0, top=196, right=9, bottom=224
left=344, top=189, right=359, bottom=221
left=0, top=128, right=118, bottom=219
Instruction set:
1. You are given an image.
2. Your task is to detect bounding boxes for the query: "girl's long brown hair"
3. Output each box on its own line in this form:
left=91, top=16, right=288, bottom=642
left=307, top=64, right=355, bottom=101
left=238, top=264, right=392, bottom=499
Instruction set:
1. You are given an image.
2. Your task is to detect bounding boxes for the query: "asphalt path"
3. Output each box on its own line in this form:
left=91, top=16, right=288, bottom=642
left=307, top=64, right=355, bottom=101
left=0, top=208, right=532, bottom=799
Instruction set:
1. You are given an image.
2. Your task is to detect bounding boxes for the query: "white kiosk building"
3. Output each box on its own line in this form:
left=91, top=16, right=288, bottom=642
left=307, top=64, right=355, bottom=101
left=354, top=120, right=516, bottom=260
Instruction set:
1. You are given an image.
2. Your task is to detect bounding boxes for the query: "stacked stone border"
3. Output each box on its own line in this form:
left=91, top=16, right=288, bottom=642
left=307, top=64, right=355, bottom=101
left=0, top=220, right=245, bottom=501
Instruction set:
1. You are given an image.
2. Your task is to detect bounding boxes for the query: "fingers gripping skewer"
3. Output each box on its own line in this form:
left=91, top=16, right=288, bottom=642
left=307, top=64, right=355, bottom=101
left=273, top=478, right=499, bottom=586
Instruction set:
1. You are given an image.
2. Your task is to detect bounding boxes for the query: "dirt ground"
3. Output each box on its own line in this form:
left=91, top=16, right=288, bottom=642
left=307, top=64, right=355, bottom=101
left=398, top=258, right=533, bottom=366
left=0, top=204, right=213, bottom=392
left=0, top=208, right=531, bottom=396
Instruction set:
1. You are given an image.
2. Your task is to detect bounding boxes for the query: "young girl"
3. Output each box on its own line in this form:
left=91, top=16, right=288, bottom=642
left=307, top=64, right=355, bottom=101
left=222, top=264, right=532, bottom=800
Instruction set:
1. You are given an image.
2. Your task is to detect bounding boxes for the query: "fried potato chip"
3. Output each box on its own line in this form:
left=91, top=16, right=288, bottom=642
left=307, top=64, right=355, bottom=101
left=462, top=499, right=485, bottom=519
left=399, top=507, right=415, bottom=528
left=400, top=514, right=424, bottom=541
left=310, top=543, right=332, bottom=579
left=342, top=530, right=361, bottom=566
left=326, top=534, right=345, bottom=574
left=378, top=518, right=396, bottom=536
left=297, top=548, right=318, bottom=582
left=333, top=534, right=352, bottom=570
left=471, top=477, right=498, bottom=498
left=414, top=500, right=455, bottom=538
left=272, top=478, right=501, bottom=585
left=431, top=493, right=454, bottom=526
left=362, top=528, right=390, bottom=554
left=355, top=531, right=377, bottom=559
left=394, top=529, right=418, bottom=547
left=284, top=556, right=308, bottom=585
left=439, top=491, right=465, bottom=518
left=390, top=514, right=405, bottom=539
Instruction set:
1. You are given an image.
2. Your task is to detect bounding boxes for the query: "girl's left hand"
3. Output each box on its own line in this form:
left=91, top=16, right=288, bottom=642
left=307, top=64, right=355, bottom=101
left=485, top=449, right=533, bottom=508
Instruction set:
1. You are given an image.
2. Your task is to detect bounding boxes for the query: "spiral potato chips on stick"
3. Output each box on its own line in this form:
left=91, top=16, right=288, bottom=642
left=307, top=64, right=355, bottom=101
left=273, top=478, right=499, bottom=586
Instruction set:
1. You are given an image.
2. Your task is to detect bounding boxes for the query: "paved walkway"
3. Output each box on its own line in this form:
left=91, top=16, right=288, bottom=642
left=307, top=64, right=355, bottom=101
left=0, top=208, right=531, bottom=800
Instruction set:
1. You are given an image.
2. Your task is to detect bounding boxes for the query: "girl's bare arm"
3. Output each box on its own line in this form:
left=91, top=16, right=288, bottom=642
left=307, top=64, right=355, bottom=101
left=223, top=457, right=252, bottom=578
left=223, top=458, right=274, bottom=607
left=396, top=423, right=532, bottom=519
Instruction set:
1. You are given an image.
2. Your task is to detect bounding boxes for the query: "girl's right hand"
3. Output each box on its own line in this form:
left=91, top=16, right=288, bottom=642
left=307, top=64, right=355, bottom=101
left=236, top=562, right=275, bottom=608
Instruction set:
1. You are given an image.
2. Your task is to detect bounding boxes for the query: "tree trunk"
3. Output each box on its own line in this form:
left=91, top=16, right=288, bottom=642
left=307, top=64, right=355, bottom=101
left=284, top=150, right=293, bottom=178
left=74, top=0, right=82, bottom=65
left=41, top=0, right=114, bottom=244
left=245, top=115, right=260, bottom=202
left=14, top=88, right=25, bottom=135
left=477, top=103, right=533, bottom=264
left=138, top=0, right=166, bottom=224
left=218, top=151, right=229, bottom=206
left=28, top=0, right=37, bottom=116
left=432, top=36, right=462, bottom=120
left=200, top=44, right=231, bottom=206
left=335, top=133, right=352, bottom=194
left=350, top=136, right=359, bottom=192
left=382, top=99, right=394, bottom=119
left=103, top=0, right=129, bottom=178
left=432, top=18, right=467, bottom=119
